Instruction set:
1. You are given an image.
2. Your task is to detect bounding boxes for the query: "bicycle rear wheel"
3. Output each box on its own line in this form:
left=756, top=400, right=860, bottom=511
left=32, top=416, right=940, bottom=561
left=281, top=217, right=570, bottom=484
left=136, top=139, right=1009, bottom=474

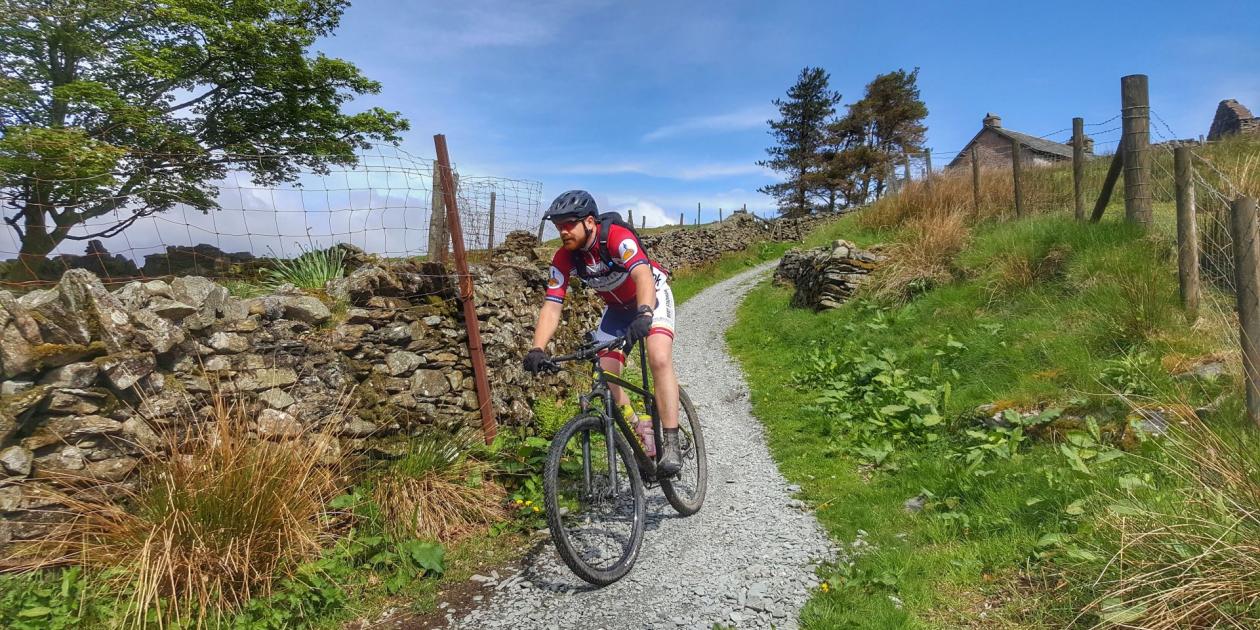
left=543, top=413, right=646, bottom=586
left=660, top=387, right=707, bottom=515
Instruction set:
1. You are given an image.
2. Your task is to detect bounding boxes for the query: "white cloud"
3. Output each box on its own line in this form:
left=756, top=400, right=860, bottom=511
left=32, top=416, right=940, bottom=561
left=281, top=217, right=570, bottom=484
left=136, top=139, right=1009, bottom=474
left=553, top=159, right=776, bottom=181
left=555, top=162, right=652, bottom=176
left=385, top=0, right=608, bottom=52
left=675, top=163, right=778, bottom=181
left=641, top=106, right=773, bottom=142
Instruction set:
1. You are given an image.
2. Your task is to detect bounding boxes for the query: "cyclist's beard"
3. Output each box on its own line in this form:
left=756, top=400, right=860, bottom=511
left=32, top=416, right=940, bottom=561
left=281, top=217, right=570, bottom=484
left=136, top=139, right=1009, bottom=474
left=560, top=225, right=588, bottom=251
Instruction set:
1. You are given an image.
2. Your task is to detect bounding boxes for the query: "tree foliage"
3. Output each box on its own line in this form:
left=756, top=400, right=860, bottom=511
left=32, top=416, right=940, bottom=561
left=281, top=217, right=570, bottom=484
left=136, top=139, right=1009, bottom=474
left=759, top=67, right=927, bottom=215
left=757, top=67, right=840, bottom=218
left=0, top=0, right=409, bottom=267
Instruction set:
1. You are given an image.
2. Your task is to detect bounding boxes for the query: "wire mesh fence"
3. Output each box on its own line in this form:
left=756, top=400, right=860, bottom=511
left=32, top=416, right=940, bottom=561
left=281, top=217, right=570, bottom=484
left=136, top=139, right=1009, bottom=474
left=0, top=145, right=543, bottom=290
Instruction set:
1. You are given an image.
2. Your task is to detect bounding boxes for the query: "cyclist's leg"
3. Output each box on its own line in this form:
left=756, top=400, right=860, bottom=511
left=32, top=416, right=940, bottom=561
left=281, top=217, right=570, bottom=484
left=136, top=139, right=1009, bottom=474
left=592, top=306, right=634, bottom=408
left=645, top=270, right=679, bottom=430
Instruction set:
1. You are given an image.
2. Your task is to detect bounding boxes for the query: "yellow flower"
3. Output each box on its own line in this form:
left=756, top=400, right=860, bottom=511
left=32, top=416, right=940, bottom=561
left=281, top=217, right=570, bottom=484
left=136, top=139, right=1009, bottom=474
left=532, top=506, right=541, bottom=513
left=820, top=582, right=830, bottom=593
left=525, top=500, right=533, bottom=507
left=514, top=499, right=524, bottom=505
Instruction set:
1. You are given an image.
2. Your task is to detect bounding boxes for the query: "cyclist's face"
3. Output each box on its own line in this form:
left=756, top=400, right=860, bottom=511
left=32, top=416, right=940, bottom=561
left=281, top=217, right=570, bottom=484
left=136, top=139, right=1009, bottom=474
left=555, top=217, right=591, bottom=250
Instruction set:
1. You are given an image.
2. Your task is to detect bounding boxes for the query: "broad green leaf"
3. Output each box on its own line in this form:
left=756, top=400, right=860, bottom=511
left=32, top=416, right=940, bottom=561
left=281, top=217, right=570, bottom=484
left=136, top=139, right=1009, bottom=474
left=1060, top=444, right=1092, bottom=475
left=1064, top=499, right=1086, bottom=516
left=18, top=607, right=52, bottom=618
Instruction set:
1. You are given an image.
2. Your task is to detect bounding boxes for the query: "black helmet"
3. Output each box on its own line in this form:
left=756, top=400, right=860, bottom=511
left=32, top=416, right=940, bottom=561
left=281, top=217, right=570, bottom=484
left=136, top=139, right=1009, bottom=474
left=543, top=190, right=598, bottom=222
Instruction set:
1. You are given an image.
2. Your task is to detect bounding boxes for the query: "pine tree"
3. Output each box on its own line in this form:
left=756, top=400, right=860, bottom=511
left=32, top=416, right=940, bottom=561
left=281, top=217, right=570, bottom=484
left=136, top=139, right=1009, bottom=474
left=757, top=67, right=840, bottom=218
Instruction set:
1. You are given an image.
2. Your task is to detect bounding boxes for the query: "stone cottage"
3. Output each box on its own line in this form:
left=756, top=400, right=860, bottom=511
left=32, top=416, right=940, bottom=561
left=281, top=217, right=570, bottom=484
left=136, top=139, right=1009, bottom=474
left=946, top=113, right=1093, bottom=170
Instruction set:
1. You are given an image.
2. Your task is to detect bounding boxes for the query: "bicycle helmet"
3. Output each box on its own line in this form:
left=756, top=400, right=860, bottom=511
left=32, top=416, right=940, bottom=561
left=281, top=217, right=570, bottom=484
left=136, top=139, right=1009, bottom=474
left=543, top=190, right=598, bottom=222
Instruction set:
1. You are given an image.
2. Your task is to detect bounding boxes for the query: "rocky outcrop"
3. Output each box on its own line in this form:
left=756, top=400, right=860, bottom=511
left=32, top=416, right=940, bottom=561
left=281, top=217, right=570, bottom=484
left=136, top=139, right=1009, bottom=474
left=774, top=240, right=885, bottom=309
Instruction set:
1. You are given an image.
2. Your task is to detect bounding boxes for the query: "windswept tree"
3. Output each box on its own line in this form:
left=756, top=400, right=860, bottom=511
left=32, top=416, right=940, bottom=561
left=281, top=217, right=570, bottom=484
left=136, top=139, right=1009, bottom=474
left=757, top=67, right=840, bottom=217
left=0, top=0, right=409, bottom=276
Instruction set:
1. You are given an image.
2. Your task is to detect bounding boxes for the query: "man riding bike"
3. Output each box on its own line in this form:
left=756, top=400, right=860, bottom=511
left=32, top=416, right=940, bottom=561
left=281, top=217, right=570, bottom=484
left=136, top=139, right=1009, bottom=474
left=522, top=190, right=684, bottom=476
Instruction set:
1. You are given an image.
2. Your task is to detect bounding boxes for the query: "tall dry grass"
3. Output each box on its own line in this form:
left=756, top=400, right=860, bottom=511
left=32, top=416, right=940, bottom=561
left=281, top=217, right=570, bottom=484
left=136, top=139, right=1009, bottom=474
left=1082, top=409, right=1260, bottom=629
left=864, top=207, right=971, bottom=304
left=371, top=430, right=506, bottom=543
left=6, top=391, right=346, bottom=626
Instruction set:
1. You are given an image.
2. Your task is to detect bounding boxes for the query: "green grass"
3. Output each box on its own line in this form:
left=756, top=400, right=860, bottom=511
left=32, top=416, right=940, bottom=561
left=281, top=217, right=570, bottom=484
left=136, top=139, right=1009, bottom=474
left=728, top=210, right=1241, bottom=628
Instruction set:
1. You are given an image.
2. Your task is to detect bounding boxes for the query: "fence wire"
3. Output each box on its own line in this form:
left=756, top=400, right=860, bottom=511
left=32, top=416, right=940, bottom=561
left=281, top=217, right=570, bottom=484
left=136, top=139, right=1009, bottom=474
left=0, top=145, right=543, bottom=290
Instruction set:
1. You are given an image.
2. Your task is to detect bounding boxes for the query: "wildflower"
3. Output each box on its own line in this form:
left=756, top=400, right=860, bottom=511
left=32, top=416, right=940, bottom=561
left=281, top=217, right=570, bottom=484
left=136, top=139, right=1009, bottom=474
left=525, top=500, right=533, bottom=507
left=532, top=506, right=541, bottom=513
left=514, top=498, right=524, bottom=505
left=820, top=582, right=831, bottom=593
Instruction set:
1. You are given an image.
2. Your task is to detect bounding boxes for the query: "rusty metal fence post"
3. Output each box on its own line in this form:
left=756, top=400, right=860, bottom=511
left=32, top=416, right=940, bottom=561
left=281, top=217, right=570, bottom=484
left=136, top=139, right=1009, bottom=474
left=433, top=134, right=497, bottom=444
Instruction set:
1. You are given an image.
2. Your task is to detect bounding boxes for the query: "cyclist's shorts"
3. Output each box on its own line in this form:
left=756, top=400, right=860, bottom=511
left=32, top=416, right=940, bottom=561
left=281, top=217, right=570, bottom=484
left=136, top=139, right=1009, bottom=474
left=593, top=267, right=674, bottom=364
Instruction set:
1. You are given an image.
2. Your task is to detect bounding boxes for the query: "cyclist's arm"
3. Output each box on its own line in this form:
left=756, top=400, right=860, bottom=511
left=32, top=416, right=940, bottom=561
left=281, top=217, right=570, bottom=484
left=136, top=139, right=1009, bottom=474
left=630, top=263, right=655, bottom=310
left=531, top=300, right=562, bottom=350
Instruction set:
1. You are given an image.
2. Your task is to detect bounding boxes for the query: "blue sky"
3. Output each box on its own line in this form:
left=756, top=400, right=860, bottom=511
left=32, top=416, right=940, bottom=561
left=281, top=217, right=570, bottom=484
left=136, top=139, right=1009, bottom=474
left=312, top=0, right=1257, bottom=227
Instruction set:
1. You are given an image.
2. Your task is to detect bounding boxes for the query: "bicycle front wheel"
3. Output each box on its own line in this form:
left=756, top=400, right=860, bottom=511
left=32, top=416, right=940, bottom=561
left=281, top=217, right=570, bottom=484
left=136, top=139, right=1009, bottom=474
left=543, top=413, right=646, bottom=586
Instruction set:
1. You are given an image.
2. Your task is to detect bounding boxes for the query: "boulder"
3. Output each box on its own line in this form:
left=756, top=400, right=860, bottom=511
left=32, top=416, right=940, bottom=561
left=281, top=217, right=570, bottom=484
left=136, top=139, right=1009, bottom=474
left=0, top=446, right=33, bottom=477
left=99, top=352, right=156, bottom=390
left=257, top=409, right=302, bottom=438
left=410, top=369, right=451, bottom=398
left=39, top=362, right=100, bottom=388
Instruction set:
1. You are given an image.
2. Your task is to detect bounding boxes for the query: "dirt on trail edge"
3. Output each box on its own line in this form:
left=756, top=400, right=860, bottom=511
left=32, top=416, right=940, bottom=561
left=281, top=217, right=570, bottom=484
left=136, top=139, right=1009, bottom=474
left=440, top=261, right=836, bottom=630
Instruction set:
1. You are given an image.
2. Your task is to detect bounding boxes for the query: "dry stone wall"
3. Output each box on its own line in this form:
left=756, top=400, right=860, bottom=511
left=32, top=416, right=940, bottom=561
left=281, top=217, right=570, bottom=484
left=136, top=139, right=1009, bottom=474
left=1, top=215, right=825, bottom=545
left=774, top=240, right=885, bottom=309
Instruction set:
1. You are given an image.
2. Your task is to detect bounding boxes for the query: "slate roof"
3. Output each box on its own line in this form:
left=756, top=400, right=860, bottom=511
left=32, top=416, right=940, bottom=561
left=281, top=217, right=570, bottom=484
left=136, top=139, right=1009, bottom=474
left=989, top=128, right=1075, bottom=159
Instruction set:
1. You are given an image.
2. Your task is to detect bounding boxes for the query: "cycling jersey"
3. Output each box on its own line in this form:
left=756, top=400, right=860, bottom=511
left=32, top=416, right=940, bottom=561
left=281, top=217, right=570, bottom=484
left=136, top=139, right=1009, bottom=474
left=544, top=223, right=667, bottom=307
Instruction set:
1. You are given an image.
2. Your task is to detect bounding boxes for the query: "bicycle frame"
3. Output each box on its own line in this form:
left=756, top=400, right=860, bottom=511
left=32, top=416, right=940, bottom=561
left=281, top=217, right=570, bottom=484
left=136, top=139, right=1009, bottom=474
left=577, top=341, right=662, bottom=488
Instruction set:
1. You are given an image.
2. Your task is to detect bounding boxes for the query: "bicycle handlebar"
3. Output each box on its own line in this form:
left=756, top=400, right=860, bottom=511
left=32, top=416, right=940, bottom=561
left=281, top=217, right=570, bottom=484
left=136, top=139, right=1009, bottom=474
left=540, top=336, right=630, bottom=372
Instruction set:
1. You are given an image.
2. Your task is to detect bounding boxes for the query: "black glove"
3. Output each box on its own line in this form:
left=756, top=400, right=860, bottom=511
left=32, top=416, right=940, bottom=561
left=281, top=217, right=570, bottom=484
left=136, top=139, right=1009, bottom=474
left=626, top=305, right=654, bottom=342
left=523, top=348, right=549, bottom=374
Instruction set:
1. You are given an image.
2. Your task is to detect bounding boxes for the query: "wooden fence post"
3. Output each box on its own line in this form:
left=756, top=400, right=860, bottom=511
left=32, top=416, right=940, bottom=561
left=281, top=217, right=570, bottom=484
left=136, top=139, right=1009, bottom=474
left=627, top=207, right=633, bottom=227
left=902, top=154, right=912, bottom=185
left=924, top=149, right=933, bottom=184
left=1230, top=195, right=1260, bottom=428
left=1122, top=74, right=1153, bottom=226
left=429, top=166, right=449, bottom=263
left=641, top=216, right=645, bottom=230
left=1174, top=146, right=1199, bottom=320
left=719, top=208, right=723, bottom=222
left=487, top=191, right=496, bottom=249
left=1072, top=117, right=1086, bottom=221
left=536, top=218, right=545, bottom=241
left=1010, top=136, right=1025, bottom=218
left=433, top=134, right=497, bottom=444
left=696, top=202, right=700, bottom=225
left=679, top=212, right=684, bottom=226
left=886, top=161, right=898, bottom=196
left=970, top=145, right=981, bottom=215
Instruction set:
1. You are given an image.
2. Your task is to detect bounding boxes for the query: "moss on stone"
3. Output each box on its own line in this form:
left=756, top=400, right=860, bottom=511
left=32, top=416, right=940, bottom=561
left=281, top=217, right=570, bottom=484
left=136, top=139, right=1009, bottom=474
left=28, top=341, right=105, bottom=370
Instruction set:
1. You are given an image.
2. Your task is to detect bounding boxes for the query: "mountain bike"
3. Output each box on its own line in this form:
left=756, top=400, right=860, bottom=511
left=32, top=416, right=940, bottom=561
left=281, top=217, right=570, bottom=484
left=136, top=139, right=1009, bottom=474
left=537, top=335, right=707, bottom=585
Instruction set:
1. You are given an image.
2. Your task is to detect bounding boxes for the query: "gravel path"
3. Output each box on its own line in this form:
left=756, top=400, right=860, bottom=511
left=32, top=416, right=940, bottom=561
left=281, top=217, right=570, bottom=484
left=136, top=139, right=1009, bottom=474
left=452, top=261, right=835, bottom=630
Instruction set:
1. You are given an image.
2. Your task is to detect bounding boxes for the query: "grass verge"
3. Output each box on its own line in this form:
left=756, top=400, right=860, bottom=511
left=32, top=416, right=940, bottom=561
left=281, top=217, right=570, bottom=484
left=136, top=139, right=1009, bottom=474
left=729, top=209, right=1247, bottom=627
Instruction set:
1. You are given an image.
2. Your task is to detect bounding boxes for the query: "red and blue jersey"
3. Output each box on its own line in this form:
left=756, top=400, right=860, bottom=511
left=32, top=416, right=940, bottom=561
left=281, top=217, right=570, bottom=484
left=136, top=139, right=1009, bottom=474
left=544, top=224, right=664, bottom=307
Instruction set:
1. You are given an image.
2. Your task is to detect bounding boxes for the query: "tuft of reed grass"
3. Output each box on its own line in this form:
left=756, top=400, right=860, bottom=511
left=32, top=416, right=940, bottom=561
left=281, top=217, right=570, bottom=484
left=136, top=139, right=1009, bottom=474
left=5, top=390, right=346, bottom=625
left=1082, top=410, right=1260, bottom=629
left=263, top=244, right=347, bottom=291
left=371, top=430, right=506, bottom=543
left=865, top=208, right=970, bottom=304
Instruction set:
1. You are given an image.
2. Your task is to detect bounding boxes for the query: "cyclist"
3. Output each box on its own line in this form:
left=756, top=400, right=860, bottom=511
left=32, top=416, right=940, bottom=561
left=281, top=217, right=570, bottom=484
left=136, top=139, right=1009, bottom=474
left=522, top=190, right=684, bottom=476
